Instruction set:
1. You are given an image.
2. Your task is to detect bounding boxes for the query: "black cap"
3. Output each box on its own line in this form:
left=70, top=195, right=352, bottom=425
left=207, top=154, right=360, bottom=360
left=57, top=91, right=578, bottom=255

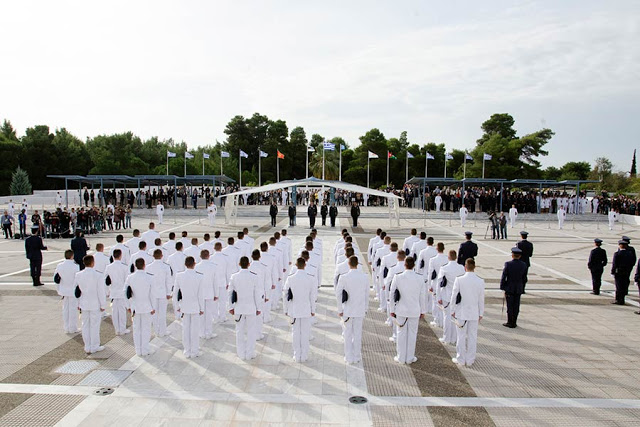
left=594, top=238, right=603, bottom=244
left=511, top=247, right=522, bottom=254
left=618, top=240, right=629, bottom=245
left=622, top=236, right=631, bottom=243
left=464, top=231, right=473, bottom=236
left=520, top=231, right=529, bottom=236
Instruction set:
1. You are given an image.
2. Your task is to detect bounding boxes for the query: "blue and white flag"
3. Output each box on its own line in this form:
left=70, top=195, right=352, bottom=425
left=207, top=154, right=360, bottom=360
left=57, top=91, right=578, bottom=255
left=323, top=141, right=335, bottom=151
left=340, top=144, right=346, bottom=151
left=221, top=151, right=230, bottom=158
left=239, top=150, right=249, bottom=158
left=259, top=150, right=268, bottom=158
left=407, top=152, right=414, bottom=159
left=426, top=153, right=435, bottom=160
left=483, top=153, right=492, bottom=161
left=185, top=151, right=194, bottom=159
left=465, top=154, right=473, bottom=161
left=203, top=153, right=210, bottom=159
left=307, top=145, right=315, bottom=152
left=445, top=153, right=453, bottom=160
left=167, top=151, right=177, bottom=158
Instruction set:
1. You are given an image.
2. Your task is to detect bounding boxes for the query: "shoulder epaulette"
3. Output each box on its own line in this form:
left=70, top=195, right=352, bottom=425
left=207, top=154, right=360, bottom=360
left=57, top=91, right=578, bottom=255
left=146, top=272, right=154, bottom=277
left=195, top=271, right=203, bottom=275
left=250, top=271, right=257, bottom=275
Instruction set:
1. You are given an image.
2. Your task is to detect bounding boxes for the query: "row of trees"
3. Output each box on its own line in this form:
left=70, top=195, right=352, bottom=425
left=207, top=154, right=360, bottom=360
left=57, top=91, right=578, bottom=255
left=0, top=113, right=633, bottom=195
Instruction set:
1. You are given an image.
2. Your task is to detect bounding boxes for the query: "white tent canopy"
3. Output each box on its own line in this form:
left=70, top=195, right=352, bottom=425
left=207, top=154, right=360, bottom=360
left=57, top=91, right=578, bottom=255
left=221, top=177, right=401, bottom=226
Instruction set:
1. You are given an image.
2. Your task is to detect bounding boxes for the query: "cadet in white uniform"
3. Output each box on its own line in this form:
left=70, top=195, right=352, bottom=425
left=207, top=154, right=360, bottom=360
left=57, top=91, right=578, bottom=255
left=167, top=242, right=187, bottom=319
left=141, top=223, right=160, bottom=251
left=126, top=229, right=142, bottom=255
left=105, top=249, right=129, bottom=335
left=235, top=231, right=252, bottom=259
left=75, top=255, right=107, bottom=354
left=336, top=256, right=369, bottom=364
left=267, top=237, right=284, bottom=310
left=509, top=205, right=518, bottom=228
left=8, top=200, right=15, bottom=217
left=280, top=229, right=293, bottom=271
left=207, top=202, right=217, bottom=226
left=125, top=258, right=156, bottom=356
left=54, top=250, right=80, bottom=333
left=608, top=209, right=618, bottom=231
left=175, top=256, right=205, bottom=358
left=460, top=205, right=469, bottom=227
left=436, top=250, right=466, bottom=345
left=228, top=256, right=262, bottom=360
left=223, top=237, right=241, bottom=278
left=184, top=238, right=202, bottom=262
left=402, top=229, right=419, bottom=257
left=243, top=227, right=255, bottom=251
left=196, top=249, right=219, bottom=339
left=434, top=194, right=442, bottom=212
left=410, top=232, right=428, bottom=261
left=163, top=232, right=177, bottom=256
left=249, top=250, right=269, bottom=340
left=384, top=251, right=407, bottom=342
left=390, top=257, right=426, bottom=364
left=367, top=229, right=383, bottom=268
left=146, top=249, right=172, bottom=337
left=428, top=243, right=448, bottom=327
left=211, top=242, right=229, bottom=323
left=199, top=233, right=215, bottom=255
left=259, top=242, right=278, bottom=323
left=380, top=242, right=400, bottom=313
left=417, top=237, right=437, bottom=314
left=178, top=231, right=191, bottom=249
left=110, top=234, right=131, bottom=265
left=557, top=206, right=566, bottom=229
left=373, top=236, right=392, bottom=310
left=93, top=243, right=110, bottom=274
left=156, top=202, right=164, bottom=224
left=451, top=259, right=485, bottom=367
left=130, top=241, right=154, bottom=274
left=284, top=257, right=317, bottom=362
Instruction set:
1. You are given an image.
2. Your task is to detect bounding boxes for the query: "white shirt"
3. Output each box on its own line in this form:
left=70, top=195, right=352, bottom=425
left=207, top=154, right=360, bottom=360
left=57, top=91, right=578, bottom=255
left=195, top=259, right=219, bottom=300
left=163, top=239, right=177, bottom=256
left=141, top=230, right=161, bottom=249
left=110, top=243, right=131, bottom=265
left=283, top=269, right=317, bottom=318
left=54, top=259, right=79, bottom=297
left=451, top=272, right=485, bottom=321
left=75, top=268, right=106, bottom=311
left=436, top=260, right=466, bottom=304
left=125, top=270, right=155, bottom=314
left=227, top=269, right=261, bottom=315
left=336, top=269, right=369, bottom=317
left=104, top=261, right=129, bottom=299
left=174, top=269, right=204, bottom=314
left=146, top=260, right=173, bottom=299
left=390, top=270, right=427, bottom=318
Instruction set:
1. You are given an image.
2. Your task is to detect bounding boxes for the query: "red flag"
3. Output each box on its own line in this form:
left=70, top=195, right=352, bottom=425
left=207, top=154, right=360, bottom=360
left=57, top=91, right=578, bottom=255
left=388, top=151, right=396, bottom=159
left=277, top=150, right=285, bottom=159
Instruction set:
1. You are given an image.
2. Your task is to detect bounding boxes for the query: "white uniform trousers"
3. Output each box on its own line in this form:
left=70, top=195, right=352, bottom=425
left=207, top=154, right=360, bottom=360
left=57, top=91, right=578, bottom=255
left=378, top=279, right=387, bottom=311
left=182, top=313, right=201, bottom=357
left=214, top=286, right=227, bottom=322
left=395, top=316, right=419, bottom=364
left=208, top=214, right=215, bottom=226
left=172, top=292, right=180, bottom=319
left=263, top=290, right=272, bottom=323
left=133, top=313, right=152, bottom=355
left=157, top=213, right=163, bottom=224
left=343, top=316, right=364, bottom=363
left=510, top=216, right=516, bottom=228
left=442, top=304, right=456, bottom=344
left=152, top=297, right=168, bottom=337
left=292, top=317, right=312, bottom=362
left=432, top=298, right=443, bottom=327
left=373, top=270, right=381, bottom=301
left=200, top=299, right=215, bottom=338
left=235, top=314, right=256, bottom=360
left=81, top=310, right=102, bottom=353
left=102, top=285, right=110, bottom=318
left=272, top=282, right=282, bottom=311
left=461, top=217, right=466, bottom=227
left=455, top=319, right=479, bottom=366
left=111, top=298, right=128, bottom=335
left=255, top=301, right=265, bottom=339
left=609, top=219, right=614, bottom=230
left=425, top=289, right=433, bottom=314
left=62, top=296, right=79, bottom=333
left=558, top=219, right=564, bottom=229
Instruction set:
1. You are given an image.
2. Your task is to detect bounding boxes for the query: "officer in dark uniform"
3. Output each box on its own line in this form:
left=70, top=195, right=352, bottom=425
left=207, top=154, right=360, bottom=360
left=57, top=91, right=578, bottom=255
left=320, top=202, right=328, bottom=226
left=457, top=231, right=478, bottom=266
left=270, top=202, right=278, bottom=227
left=500, top=247, right=527, bottom=328
left=516, top=231, right=533, bottom=292
left=588, top=238, right=607, bottom=295
left=25, top=225, right=47, bottom=286
left=288, top=203, right=296, bottom=226
left=350, top=202, right=360, bottom=227
left=621, top=236, right=636, bottom=264
left=329, top=203, right=338, bottom=228
left=70, top=230, right=90, bottom=270
left=611, top=239, right=635, bottom=305
left=307, top=202, right=317, bottom=229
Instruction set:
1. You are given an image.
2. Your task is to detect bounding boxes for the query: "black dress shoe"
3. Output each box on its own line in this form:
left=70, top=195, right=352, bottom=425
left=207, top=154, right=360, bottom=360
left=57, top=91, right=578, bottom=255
left=590, top=291, right=599, bottom=295
left=33, top=283, right=44, bottom=287
left=634, top=311, right=640, bottom=315
left=502, top=323, right=516, bottom=328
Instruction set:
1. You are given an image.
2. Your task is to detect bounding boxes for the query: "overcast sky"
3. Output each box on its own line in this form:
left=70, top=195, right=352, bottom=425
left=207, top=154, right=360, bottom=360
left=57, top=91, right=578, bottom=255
left=1, top=1, right=639, bottom=170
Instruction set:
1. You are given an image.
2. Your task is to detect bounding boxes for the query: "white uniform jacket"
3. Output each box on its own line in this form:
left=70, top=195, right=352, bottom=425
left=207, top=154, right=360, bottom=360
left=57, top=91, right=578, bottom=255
left=126, top=270, right=155, bottom=314
left=195, top=260, right=219, bottom=301
left=227, top=269, right=261, bottom=315
left=436, top=260, right=466, bottom=304
left=336, top=269, right=369, bottom=317
left=104, top=261, right=129, bottom=299
left=54, top=260, right=79, bottom=297
left=109, top=243, right=131, bottom=265
left=93, top=252, right=110, bottom=274
left=283, top=269, right=317, bottom=318
left=75, top=268, right=107, bottom=311
left=403, top=236, right=419, bottom=257
left=450, top=272, right=485, bottom=321
left=417, top=246, right=437, bottom=275
left=174, top=269, right=204, bottom=314
left=427, top=253, right=449, bottom=291
left=210, top=252, right=230, bottom=286
left=167, top=251, right=187, bottom=286
left=390, top=270, right=427, bottom=318
left=141, top=230, right=160, bottom=250
left=146, top=260, right=173, bottom=299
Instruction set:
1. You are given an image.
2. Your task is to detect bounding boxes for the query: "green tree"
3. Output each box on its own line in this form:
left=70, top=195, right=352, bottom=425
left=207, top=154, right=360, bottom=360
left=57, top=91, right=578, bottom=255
left=10, top=167, right=32, bottom=195
left=476, top=113, right=517, bottom=145
left=0, top=120, right=21, bottom=194
left=287, top=126, right=308, bottom=180
left=631, top=150, right=637, bottom=177
left=543, top=166, right=562, bottom=181
left=345, top=128, right=387, bottom=187
left=1, top=120, right=18, bottom=141
left=20, top=125, right=56, bottom=190
left=559, top=161, right=591, bottom=180
left=52, top=128, right=93, bottom=176
left=86, top=132, right=149, bottom=175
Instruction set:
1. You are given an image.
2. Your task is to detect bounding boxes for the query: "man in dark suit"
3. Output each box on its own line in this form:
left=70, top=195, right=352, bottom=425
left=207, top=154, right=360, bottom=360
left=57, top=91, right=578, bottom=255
left=307, top=202, right=317, bottom=229
left=588, top=238, right=607, bottom=295
left=71, top=230, right=90, bottom=270
left=350, top=202, right=360, bottom=227
left=25, top=226, right=47, bottom=286
left=516, top=231, right=534, bottom=292
left=457, top=231, right=478, bottom=266
left=320, top=202, right=328, bottom=226
left=270, top=202, right=278, bottom=227
left=288, top=203, right=296, bottom=226
left=612, top=239, right=635, bottom=305
left=329, top=203, right=338, bottom=228
left=500, top=247, right=528, bottom=328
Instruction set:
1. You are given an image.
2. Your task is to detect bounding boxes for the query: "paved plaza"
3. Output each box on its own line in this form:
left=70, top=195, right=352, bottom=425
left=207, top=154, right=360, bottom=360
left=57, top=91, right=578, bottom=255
left=0, top=207, right=639, bottom=426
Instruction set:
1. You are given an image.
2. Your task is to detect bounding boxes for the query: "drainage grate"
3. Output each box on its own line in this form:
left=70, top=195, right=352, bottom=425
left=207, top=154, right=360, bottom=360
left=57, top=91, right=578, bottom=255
left=77, top=370, right=132, bottom=387
left=54, top=360, right=100, bottom=375
left=94, top=387, right=114, bottom=396
left=349, top=396, right=368, bottom=404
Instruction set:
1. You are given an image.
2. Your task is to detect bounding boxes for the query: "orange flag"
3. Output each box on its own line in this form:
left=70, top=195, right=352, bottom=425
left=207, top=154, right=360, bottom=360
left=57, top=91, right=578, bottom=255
left=277, top=150, right=285, bottom=159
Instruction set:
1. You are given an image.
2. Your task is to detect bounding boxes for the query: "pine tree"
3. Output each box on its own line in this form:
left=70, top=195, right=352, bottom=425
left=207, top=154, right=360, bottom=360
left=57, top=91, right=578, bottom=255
left=9, top=167, right=32, bottom=196
left=631, top=149, right=637, bottom=177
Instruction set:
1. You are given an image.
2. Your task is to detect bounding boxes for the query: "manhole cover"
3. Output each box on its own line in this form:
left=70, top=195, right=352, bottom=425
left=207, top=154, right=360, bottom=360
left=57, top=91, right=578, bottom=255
left=94, top=387, right=114, bottom=396
left=55, top=360, right=100, bottom=375
left=349, top=396, right=368, bottom=404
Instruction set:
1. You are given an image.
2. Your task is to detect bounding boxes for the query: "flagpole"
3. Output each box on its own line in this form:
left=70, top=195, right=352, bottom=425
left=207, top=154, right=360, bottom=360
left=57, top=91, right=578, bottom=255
left=464, top=153, right=467, bottom=180
left=220, top=155, right=223, bottom=175
left=367, top=156, right=370, bottom=189
left=202, top=155, right=205, bottom=176
left=339, top=144, right=342, bottom=181
left=425, top=155, right=429, bottom=178
left=166, top=152, right=169, bottom=176
left=406, top=153, right=409, bottom=183
left=386, top=151, right=389, bottom=187
left=306, top=147, right=309, bottom=179
left=482, top=155, right=485, bottom=179
left=258, top=148, right=261, bottom=187
left=444, top=153, right=447, bottom=178
left=184, top=152, right=186, bottom=178
left=322, top=145, right=325, bottom=181
left=277, top=154, right=280, bottom=183
left=239, top=149, right=242, bottom=188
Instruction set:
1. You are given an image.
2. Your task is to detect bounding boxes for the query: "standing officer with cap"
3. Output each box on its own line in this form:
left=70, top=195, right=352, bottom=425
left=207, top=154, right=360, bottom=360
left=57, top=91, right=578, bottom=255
left=611, top=239, right=634, bottom=305
left=307, top=201, right=318, bottom=229
left=71, top=230, right=89, bottom=271
left=516, top=231, right=533, bottom=292
left=25, top=225, right=47, bottom=286
left=270, top=201, right=278, bottom=227
left=329, top=203, right=338, bottom=227
left=588, top=238, right=607, bottom=295
left=457, top=231, right=478, bottom=266
left=351, top=201, right=361, bottom=227
left=320, top=202, right=328, bottom=226
left=500, top=247, right=527, bottom=328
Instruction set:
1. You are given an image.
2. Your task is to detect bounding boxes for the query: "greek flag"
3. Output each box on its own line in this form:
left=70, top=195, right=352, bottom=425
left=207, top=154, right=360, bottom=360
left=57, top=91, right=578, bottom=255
left=167, top=151, right=177, bottom=158
left=323, top=141, right=335, bottom=151
left=239, top=150, right=248, bottom=158
left=221, top=151, right=230, bottom=158
left=465, top=154, right=473, bottom=161
left=185, top=151, right=194, bottom=159
left=259, top=150, right=268, bottom=158
left=407, top=152, right=414, bottom=159
left=445, top=153, right=453, bottom=160
left=203, top=153, right=210, bottom=159
left=483, top=153, right=492, bottom=160
left=426, top=153, right=434, bottom=160
left=340, top=144, right=346, bottom=150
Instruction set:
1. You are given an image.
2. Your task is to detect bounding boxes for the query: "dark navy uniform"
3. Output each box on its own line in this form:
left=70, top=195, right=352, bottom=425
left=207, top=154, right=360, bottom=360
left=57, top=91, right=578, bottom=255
left=351, top=204, right=360, bottom=227
left=516, top=232, right=534, bottom=292
left=307, top=204, right=317, bottom=228
left=320, top=204, right=328, bottom=226
left=71, top=234, right=89, bottom=270
left=288, top=205, right=296, bottom=226
left=500, top=250, right=528, bottom=328
left=457, top=233, right=478, bottom=266
left=588, top=239, right=607, bottom=295
left=25, top=229, right=47, bottom=286
left=270, top=204, right=278, bottom=227
left=611, top=242, right=635, bottom=305
left=329, top=205, right=338, bottom=227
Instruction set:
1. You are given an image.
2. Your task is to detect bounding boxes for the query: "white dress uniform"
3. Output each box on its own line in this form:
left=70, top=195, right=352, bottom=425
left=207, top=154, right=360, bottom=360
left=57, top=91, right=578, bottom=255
left=207, top=203, right=217, bottom=226
left=162, top=239, right=177, bottom=256
left=174, top=269, right=205, bottom=357
left=450, top=272, right=485, bottom=366
left=460, top=206, right=469, bottom=227
left=368, top=236, right=381, bottom=265
left=244, top=234, right=255, bottom=252
left=54, top=259, right=80, bottom=333
left=178, top=237, right=192, bottom=249
left=110, top=243, right=131, bottom=265
left=267, top=245, right=284, bottom=310
left=380, top=251, right=399, bottom=311
left=75, top=267, right=107, bottom=353
left=249, top=259, right=269, bottom=339
left=8, top=201, right=15, bottom=217
left=235, top=239, right=252, bottom=259
left=141, top=229, right=160, bottom=251
left=211, top=251, right=229, bottom=322
left=436, top=261, right=466, bottom=344
left=22, top=200, right=28, bottom=217
left=284, top=269, right=317, bottom=362
left=557, top=207, right=566, bottom=229
left=280, top=235, right=293, bottom=270
left=277, top=239, right=291, bottom=273
left=167, top=251, right=187, bottom=318
left=104, top=261, right=129, bottom=335
left=228, top=269, right=262, bottom=360
left=199, top=240, right=215, bottom=256
left=403, top=235, right=419, bottom=257
left=259, top=250, right=278, bottom=323
left=147, top=245, right=168, bottom=261
left=196, top=259, right=219, bottom=339
left=410, top=239, right=427, bottom=261
left=390, top=269, right=426, bottom=364
left=184, top=245, right=202, bottom=263
left=130, top=250, right=154, bottom=274
left=336, top=269, right=369, bottom=364
left=434, top=195, right=442, bottom=212
left=93, top=252, right=110, bottom=274
left=509, top=207, right=518, bottom=228
left=608, top=210, right=617, bottom=230
left=146, top=259, right=172, bottom=337
left=126, top=270, right=155, bottom=355
left=373, top=244, right=391, bottom=309
left=427, top=253, right=448, bottom=327
left=222, top=244, right=241, bottom=277
left=156, top=204, right=164, bottom=224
